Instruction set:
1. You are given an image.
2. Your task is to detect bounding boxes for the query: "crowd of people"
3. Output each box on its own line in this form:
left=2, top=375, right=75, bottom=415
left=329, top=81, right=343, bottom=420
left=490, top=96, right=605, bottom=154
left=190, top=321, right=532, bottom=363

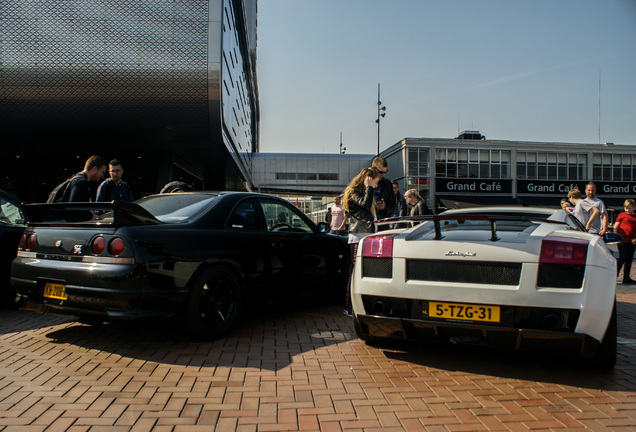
left=47, top=155, right=134, bottom=204
left=46, top=155, right=192, bottom=204
left=559, top=182, right=636, bottom=284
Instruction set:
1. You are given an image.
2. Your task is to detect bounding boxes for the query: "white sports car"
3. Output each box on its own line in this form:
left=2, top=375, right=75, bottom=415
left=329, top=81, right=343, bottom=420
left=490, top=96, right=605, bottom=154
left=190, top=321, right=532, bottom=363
left=351, top=207, right=621, bottom=367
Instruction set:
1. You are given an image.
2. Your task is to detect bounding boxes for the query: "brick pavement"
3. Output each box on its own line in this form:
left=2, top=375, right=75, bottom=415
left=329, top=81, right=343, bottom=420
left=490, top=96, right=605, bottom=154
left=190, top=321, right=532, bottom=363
left=1, top=287, right=635, bottom=432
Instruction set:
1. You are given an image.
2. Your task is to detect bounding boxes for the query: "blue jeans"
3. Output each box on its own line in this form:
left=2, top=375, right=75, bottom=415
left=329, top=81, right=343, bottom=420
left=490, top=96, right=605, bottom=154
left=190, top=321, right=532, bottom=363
left=329, top=229, right=347, bottom=236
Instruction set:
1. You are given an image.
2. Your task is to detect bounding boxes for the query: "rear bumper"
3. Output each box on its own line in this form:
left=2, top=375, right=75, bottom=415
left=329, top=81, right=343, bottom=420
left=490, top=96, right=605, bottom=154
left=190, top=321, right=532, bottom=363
left=11, top=256, right=187, bottom=319
left=354, top=314, right=601, bottom=357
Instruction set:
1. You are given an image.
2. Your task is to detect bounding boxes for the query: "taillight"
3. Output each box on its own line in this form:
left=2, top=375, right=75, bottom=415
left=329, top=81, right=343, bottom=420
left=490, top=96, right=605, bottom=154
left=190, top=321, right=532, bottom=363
left=540, top=237, right=588, bottom=265
left=91, top=236, right=105, bottom=255
left=361, top=235, right=395, bottom=258
left=25, top=233, right=36, bottom=251
left=108, top=237, right=125, bottom=256
left=18, top=234, right=26, bottom=250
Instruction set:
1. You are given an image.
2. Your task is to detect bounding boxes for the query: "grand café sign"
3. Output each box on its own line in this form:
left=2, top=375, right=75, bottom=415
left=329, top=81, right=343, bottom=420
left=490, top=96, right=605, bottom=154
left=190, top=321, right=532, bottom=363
left=436, top=179, right=512, bottom=194
left=437, top=179, right=636, bottom=197
left=517, top=180, right=636, bottom=196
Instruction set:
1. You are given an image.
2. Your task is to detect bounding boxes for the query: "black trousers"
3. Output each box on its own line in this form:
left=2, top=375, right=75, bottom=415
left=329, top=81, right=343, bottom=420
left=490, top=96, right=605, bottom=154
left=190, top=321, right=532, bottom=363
left=617, top=242, right=636, bottom=280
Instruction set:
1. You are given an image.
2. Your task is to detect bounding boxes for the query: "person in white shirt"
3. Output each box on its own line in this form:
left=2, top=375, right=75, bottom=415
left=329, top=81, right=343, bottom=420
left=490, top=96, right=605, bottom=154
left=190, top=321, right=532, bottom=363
left=568, top=188, right=600, bottom=233
left=329, top=195, right=347, bottom=236
left=583, top=182, right=608, bottom=235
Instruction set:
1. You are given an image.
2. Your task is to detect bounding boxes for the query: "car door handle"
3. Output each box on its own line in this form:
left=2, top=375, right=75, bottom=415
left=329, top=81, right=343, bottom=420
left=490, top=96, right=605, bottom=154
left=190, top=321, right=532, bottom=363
left=271, top=240, right=284, bottom=248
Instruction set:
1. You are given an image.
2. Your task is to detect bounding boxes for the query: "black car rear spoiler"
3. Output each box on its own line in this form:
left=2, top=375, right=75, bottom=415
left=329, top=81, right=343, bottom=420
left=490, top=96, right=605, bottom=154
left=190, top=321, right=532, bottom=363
left=23, top=201, right=162, bottom=227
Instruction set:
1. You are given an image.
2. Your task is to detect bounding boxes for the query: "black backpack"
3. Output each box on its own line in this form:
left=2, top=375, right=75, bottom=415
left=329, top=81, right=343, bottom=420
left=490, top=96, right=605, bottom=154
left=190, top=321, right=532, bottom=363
left=46, top=178, right=73, bottom=203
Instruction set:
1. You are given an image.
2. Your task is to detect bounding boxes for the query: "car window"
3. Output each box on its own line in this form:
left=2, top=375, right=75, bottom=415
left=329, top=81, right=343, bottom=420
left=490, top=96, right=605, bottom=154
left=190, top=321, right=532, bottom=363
left=259, top=199, right=313, bottom=233
left=228, top=199, right=261, bottom=230
left=0, top=198, right=26, bottom=225
left=565, top=213, right=586, bottom=231
left=135, top=194, right=219, bottom=222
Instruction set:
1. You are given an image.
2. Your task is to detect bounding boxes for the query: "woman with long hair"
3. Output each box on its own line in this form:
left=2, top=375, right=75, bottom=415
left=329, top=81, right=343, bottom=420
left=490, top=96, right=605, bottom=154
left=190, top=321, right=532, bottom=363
left=342, top=167, right=379, bottom=315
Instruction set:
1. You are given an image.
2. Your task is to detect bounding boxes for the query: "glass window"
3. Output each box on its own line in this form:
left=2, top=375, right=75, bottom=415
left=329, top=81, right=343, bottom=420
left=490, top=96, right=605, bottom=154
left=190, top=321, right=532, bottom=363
left=318, top=173, right=338, bottom=180
left=418, top=149, right=429, bottom=176
left=623, top=166, right=631, bottom=181
left=135, top=194, right=219, bottom=223
left=298, top=173, right=317, bottom=181
left=457, top=163, right=468, bottom=178
left=517, top=163, right=526, bottom=179
left=435, top=161, right=446, bottom=177
left=0, top=199, right=26, bottom=225
left=276, top=173, right=296, bottom=180
left=259, top=200, right=313, bottom=233
left=479, top=163, right=489, bottom=178
left=228, top=199, right=260, bottom=230
left=491, top=164, right=501, bottom=178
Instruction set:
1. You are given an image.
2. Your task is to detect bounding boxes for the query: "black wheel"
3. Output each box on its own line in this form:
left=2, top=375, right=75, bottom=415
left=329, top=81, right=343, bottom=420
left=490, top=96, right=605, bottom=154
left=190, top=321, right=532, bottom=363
left=591, top=301, right=617, bottom=368
left=185, top=265, right=242, bottom=340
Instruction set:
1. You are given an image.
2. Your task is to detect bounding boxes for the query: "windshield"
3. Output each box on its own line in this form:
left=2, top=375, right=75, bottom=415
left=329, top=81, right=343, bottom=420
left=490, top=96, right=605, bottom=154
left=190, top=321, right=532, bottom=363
left=135, top=194, right=219, bottom=222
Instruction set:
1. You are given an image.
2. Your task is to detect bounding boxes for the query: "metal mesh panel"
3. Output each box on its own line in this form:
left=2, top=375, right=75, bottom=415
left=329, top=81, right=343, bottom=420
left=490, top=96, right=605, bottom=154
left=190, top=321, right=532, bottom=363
left=0, top=0, right=209, bottom=133
left=406, top=259, right=522, bottom=285
left=362, top=258, right=392, bottom=279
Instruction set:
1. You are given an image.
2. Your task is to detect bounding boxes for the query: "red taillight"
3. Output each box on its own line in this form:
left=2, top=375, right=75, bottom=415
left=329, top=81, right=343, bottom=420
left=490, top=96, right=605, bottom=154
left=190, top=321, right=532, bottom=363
left=108, top=237, right=125, bottom=256
left=540, top=237, right=588, bottom=265
left=361, top=235, right=395, bottom=258
left=18, top=234, right=26, bottom=251
left=91, top=236, right=105, bottom=255
left=25, top=234, right=36, bottom=251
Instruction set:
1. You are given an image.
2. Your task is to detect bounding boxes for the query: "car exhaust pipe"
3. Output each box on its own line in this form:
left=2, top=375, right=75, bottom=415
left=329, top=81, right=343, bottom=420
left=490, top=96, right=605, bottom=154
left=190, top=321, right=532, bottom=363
left=372, top=300, right=389, bottom=315
left=542, top=312, right=564, bottom=330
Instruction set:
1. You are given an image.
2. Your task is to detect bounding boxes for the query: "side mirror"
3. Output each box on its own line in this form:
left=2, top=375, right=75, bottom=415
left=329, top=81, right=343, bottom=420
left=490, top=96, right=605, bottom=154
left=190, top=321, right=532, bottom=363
left=316, top=222, right=330, bottom=233
left=603, top=232, right=622, bottom=245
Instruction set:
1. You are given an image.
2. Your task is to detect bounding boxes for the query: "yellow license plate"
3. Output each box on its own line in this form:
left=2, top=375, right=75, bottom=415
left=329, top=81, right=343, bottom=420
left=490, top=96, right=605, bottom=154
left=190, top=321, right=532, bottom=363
left=428, top=301, right=500, bottom=323
left=43, top=282, right=68, bottom=300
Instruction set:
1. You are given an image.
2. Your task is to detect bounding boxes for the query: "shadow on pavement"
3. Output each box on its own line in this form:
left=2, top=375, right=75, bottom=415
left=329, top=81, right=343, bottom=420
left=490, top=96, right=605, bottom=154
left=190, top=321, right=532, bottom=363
left=22, top=297, right=355, bottom=372
left=376, top=299, right=636, bottom=392
left=3, top=296, right=635, bottom=390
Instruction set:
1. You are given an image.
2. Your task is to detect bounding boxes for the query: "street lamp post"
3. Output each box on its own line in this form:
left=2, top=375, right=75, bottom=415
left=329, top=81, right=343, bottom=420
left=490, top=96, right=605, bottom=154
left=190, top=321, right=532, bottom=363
left=375, top=83, right=386, bottom=156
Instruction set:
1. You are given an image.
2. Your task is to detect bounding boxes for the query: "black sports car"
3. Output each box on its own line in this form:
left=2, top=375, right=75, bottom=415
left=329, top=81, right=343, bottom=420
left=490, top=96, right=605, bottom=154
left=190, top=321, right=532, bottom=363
left=12, top=192, right=350, bottom=339
left=0, top=189, right=27, bottom=306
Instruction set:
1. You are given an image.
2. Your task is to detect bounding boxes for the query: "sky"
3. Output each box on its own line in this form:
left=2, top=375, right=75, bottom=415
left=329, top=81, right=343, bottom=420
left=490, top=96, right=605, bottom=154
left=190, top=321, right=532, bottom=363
left=256, top=0, right=636, bottom=155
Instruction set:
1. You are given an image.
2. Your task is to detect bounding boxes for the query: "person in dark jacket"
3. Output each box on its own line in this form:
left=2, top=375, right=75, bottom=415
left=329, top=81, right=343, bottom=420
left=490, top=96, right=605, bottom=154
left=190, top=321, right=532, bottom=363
left=404, top=189, right=431, bottom=217
left=390, top=180, right=407, bottom=228
left=342, top=167, right=379, bottom=315
left=96, top=159, right=134, bottom=202
left=372, top=157, right=396, bottom=231
left=63, top=155, right=108, bottom=202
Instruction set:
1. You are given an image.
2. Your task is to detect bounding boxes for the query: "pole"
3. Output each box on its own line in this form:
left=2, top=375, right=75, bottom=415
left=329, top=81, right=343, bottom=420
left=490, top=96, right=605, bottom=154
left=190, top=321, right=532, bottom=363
left=377, top=83, right=381, bottom=156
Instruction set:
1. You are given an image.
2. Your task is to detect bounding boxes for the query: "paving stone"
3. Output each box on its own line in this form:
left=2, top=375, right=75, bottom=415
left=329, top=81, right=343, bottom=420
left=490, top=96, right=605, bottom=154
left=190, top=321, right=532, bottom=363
left=0, top=288, right=635, bottom=431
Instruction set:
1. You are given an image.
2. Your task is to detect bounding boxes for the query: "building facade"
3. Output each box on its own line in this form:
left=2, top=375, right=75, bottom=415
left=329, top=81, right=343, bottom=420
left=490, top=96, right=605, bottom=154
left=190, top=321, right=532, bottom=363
left=383, top=133, right=636, bottom=217
left=0, top=0, right=259, bottom=202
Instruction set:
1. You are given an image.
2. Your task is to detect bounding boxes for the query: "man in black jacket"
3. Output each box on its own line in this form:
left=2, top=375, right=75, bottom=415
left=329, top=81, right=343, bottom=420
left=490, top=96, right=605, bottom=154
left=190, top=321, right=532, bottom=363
left=372, top=157, right=395, bottom=230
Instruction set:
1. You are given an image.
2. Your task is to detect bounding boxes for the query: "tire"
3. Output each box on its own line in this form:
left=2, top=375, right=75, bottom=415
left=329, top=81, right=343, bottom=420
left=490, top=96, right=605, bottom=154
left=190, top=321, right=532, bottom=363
left=185, top=265, right=242, bottom=340
left=591, top=301, right=617, bottom=368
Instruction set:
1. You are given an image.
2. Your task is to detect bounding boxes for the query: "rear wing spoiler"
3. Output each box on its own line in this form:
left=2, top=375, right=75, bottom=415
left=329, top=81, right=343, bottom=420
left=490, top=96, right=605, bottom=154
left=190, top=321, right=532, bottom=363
left=23, top=201, right=162, bottom=227
left=375, top=214, right=568, bottom=241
